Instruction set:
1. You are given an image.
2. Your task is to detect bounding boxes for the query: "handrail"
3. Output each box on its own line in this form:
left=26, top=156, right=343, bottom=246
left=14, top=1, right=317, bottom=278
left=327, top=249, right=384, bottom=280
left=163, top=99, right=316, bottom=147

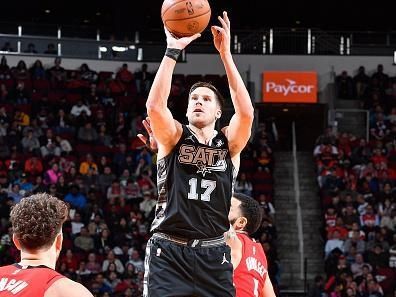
left=2, top=25, right=396, bottom=56
left=292, top=121, right=304, bottom=280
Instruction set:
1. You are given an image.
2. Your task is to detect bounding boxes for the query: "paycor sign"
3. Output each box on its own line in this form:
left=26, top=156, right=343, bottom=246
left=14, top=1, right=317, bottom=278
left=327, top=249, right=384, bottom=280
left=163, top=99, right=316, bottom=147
left=262, top=71, right=318, bottom=103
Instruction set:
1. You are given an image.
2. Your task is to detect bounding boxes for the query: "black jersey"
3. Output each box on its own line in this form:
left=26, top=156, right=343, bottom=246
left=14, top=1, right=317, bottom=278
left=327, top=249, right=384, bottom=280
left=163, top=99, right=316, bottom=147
left=150, top=125, right=236, bottom=239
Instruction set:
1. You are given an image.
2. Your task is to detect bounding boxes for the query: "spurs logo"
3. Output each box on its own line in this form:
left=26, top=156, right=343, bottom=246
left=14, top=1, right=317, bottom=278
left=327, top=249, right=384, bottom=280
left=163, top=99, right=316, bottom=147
left=196, top=160, right=227, bottom=177
left=214, top=139, right=224, bottom=147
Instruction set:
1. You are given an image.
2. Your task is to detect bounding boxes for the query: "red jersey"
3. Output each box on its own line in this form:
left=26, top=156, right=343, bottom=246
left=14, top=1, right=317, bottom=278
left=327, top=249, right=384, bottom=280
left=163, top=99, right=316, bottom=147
left=234, top=233, right=268, bottom=297
left=0, top=264, right=64, bottom=296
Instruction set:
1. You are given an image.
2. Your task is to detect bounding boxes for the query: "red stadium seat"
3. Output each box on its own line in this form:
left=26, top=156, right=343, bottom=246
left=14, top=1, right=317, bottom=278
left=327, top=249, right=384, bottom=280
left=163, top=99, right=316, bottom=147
left=32, top=78, right=50, bottom=92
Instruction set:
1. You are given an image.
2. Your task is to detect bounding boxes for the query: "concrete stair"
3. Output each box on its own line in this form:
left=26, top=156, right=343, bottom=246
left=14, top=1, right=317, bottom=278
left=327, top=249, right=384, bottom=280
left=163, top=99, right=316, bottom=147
left=274, top=152, right=324, bottom=291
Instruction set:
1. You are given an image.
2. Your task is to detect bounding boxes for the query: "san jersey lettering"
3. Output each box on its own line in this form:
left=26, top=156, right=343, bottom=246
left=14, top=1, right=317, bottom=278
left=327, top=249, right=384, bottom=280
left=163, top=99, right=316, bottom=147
left=150, top=125, right=235, bottom=239
left=178, top=145, right=228, bottom=177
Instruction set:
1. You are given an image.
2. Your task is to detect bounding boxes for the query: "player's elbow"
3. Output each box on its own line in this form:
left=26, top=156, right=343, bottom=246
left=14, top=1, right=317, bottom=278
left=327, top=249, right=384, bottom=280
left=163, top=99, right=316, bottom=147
left=146, top=102, right=164, bottom=116
left=239, top=106, right=255, bottom=123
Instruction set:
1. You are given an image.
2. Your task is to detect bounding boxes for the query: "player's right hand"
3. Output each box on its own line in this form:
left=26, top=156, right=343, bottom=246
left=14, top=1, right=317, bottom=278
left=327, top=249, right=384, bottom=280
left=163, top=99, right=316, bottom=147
left=165, top=27, right=201, bottom=50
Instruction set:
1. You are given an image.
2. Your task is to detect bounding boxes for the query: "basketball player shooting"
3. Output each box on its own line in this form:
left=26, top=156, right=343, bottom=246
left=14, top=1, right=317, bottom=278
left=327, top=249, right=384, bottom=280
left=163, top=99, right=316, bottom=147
left=143, top=11, right=254, bottom=297
left=139, top=125, right=277, bottom=297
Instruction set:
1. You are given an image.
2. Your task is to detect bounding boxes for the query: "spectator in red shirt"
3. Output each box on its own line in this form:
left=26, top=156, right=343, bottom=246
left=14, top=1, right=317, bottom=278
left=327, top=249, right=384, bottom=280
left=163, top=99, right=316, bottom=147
left=116, top=63, right=134, bottom=85
left=24, top=155, right=44, bottom=176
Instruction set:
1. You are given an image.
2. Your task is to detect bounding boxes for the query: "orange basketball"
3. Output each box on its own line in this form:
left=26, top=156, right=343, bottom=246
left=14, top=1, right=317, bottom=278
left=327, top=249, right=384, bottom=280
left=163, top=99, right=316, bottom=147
left=161, top=0, right=211, bottom=38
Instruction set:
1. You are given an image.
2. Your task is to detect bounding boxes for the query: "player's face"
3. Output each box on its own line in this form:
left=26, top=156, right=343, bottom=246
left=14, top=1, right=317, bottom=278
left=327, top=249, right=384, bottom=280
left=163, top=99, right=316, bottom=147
left=186, top=87, right=221, bottom=127
left=228, top=197, right=242, bottom=228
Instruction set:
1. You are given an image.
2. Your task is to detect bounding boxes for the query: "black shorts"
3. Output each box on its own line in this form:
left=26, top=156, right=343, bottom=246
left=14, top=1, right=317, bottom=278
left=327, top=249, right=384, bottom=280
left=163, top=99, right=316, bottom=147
left=143, top=233, right=235, bottom=297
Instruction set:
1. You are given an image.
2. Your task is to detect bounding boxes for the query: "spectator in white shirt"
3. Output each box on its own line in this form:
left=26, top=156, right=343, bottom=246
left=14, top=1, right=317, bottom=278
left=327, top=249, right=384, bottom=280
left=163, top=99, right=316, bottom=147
left=70, top=100, right=91, bottom=117
left=325, top=230, right=345, bottom=258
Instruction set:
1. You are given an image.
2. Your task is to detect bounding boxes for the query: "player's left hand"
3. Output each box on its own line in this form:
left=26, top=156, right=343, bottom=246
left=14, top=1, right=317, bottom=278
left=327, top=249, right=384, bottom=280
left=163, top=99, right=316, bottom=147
left=211, top=11, right=231, bottom=55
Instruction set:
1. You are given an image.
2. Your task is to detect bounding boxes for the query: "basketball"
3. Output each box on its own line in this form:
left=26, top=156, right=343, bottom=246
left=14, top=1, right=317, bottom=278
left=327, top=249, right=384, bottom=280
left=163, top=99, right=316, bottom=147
left=161, top=0, right=211, bottom=38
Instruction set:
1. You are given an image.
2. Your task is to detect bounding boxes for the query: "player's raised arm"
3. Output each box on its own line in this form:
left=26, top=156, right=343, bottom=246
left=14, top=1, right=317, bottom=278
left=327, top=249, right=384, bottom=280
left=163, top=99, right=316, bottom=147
left=211, top=11, right=254, bottom=157
left=146, top=28, right=200, bottom=156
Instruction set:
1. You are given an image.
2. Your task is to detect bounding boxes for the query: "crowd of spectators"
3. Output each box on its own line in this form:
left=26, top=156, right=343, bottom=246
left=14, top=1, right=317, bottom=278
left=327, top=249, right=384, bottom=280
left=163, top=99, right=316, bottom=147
left=0, top=55, right=279, bottom=296
left=314, top=65, right=396, bottom=297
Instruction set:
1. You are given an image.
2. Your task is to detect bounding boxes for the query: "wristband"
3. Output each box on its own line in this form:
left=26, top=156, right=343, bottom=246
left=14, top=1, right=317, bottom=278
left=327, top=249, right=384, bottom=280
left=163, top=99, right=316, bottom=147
left=165, top=48, right=182, bottom=61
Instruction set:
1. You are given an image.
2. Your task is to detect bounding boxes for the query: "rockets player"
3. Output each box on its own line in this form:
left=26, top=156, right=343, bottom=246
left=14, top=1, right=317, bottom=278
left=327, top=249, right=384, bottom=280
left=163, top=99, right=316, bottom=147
left=0, top=193, right=93, bottom=297
left=227, top=193, right=276, bottom=297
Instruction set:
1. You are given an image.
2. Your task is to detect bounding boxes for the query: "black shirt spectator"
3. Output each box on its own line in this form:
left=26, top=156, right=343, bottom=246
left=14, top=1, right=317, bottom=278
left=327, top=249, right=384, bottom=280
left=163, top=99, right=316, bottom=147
left=336, top=70, right=354, bottom=99
left=353, top=66, right=370, bottom=99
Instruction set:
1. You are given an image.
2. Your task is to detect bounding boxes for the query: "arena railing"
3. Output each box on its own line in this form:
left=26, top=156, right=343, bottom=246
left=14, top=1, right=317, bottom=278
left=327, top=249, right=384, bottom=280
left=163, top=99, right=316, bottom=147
left=1, top=23, right=396, bottom=61
left=292, top=122, right=305, bottom=282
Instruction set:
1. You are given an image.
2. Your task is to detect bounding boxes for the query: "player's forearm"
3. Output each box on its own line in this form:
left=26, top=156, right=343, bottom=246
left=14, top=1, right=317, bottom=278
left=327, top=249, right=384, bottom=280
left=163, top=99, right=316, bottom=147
left=221, top=52, right=254, bottom=120
left=146, top=56, right=176, bottom=113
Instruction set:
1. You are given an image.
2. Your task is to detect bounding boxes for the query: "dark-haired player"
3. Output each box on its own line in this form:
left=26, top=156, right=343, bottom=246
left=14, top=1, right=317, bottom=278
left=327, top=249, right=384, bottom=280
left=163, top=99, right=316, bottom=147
left=228, top=193, right=276, bottom=297
left=143, top=10, right=254, bottom=297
